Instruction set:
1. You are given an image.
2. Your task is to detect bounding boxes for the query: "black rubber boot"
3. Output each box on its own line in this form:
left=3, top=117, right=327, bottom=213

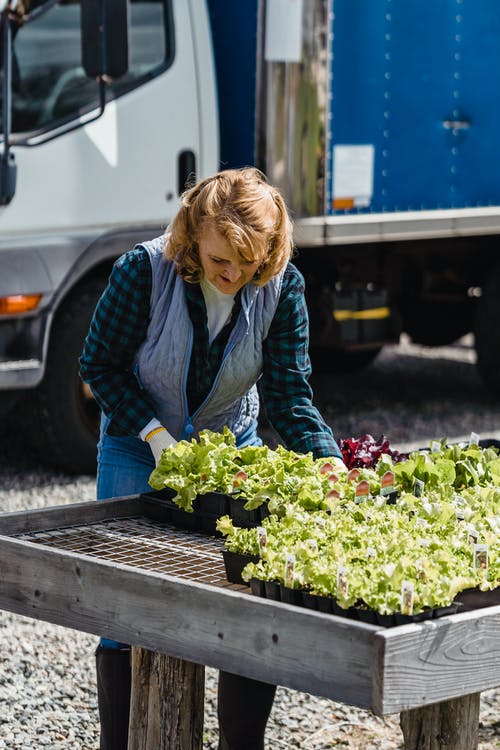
left=217, top=671, right=277, bottom=750
left=95, top=644, right=132, bottom=750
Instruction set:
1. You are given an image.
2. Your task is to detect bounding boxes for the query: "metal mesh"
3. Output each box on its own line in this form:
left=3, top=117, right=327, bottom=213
left=17, top=517, right=241, bottom=589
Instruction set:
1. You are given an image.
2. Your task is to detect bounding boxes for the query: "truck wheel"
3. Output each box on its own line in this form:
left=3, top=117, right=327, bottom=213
left=402, top=300, right=473, bottom=346
left=475, top=267, right=500, bottom=395
left=26, top=279, right=105, bottom=474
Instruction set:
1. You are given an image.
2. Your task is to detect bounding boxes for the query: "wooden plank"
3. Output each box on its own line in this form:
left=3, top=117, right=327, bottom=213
left=0, top=496, right=144, bottom=535
left=372, top=606, right=500, bottom=714
left=0, top=535, right=376, bottom=710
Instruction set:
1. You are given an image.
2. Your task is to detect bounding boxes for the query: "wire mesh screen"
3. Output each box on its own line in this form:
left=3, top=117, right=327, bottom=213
left=17, top=517, right=240, bottom=589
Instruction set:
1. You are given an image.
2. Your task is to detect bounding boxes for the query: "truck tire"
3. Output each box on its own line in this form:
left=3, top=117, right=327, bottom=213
left=475, top=266, right=500, bottom=395
left=402, top=300, right=473, bottom=346
left=25, top=279, right=105, bottom=474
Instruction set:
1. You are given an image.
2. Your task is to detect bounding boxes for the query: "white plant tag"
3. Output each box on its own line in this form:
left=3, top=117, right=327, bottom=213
left=401, top=580, right=415, bottom=616
left=257, top=527, right=267, bottom=553
left=337, top=565, right=348, bottom=597
left=380, top=470, right=395, bottom=496
left=284, top=553, right=296, bottom=588
left=413, top=478, right=425, bottom=497
left=355, top=479, right=370, bottom=503
left=306, top=538, right=318, bottom=553
left=467, top=525, right=479, bottom=545
left=473, top=544, right=488, bottom=571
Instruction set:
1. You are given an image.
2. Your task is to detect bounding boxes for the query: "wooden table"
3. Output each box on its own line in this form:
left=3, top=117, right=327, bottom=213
left=0, top=494, right=498, bottom=749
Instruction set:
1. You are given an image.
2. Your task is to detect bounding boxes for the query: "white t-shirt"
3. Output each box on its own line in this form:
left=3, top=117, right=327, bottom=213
left=200, top=277, right=236, bottom=345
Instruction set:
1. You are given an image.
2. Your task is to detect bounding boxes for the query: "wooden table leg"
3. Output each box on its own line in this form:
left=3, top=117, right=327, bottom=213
left=400, top=692, right=480, bottom=750
left=128, top=646, right=205, bottom=750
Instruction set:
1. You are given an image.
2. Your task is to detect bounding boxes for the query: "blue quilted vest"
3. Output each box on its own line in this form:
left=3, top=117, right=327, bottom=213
left=134, top=237, right=284, bottom=445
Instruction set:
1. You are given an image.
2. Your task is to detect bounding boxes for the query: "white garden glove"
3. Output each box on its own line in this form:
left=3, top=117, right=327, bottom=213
left=318, top=456, right=347, bottom=474
left=141, top=420, right=177, bottom=465
left=331, top=456, right=348, bottom=472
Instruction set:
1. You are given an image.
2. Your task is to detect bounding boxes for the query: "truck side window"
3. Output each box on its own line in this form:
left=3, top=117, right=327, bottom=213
left=5, top=0, right=171, bottom=136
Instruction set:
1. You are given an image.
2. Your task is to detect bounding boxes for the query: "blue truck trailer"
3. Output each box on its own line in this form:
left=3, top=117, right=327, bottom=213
left=0, top=0, right=499, bottom=473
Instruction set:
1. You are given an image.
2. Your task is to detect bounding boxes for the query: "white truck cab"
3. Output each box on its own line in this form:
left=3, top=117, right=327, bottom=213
left=0, top=0, right=218, bottom=472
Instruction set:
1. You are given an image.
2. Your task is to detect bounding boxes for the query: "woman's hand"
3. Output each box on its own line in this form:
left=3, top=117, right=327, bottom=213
left=331, top=456, right=348, bottom=473
left=145, top=426, right=177, bottom=465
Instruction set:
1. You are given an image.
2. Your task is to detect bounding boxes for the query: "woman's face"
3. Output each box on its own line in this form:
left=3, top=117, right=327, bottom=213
left=198, top=225, right=260, bottom=295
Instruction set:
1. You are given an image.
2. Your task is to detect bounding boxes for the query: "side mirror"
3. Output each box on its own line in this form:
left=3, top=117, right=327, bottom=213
left=0, top=7, right=16, bottom=205
left=0, top=152, right=16, bottom=205
left=81, top=0, right=129, bottom=79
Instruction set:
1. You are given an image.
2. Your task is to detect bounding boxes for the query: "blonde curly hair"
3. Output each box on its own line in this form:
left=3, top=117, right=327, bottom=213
left=164, top=167, right=293, bottom=286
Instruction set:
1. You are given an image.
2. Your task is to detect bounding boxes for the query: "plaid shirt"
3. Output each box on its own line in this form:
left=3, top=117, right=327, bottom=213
left=80, top=246, right=341, bottom=459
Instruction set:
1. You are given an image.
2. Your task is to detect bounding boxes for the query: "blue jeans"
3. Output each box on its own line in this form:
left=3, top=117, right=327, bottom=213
left=97, top=415, right=155, bottom=501
left=97, top=415, right=155, bottom=648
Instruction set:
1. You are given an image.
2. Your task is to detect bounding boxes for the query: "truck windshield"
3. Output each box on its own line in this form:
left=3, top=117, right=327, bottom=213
left=1, top=0, right=169, bottom=137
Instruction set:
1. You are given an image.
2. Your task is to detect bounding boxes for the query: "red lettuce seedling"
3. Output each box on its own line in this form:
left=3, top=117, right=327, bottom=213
left=340, top=434, right=407, bottom=469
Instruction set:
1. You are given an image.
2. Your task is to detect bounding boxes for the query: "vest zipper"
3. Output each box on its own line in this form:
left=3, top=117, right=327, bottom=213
left=181, top=325, right=195, bottom=440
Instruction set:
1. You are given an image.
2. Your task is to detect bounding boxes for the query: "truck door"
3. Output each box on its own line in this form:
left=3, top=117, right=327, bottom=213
left=0, top=0, right=217, bottom=474
left=2, top=0, right=205, bottom=232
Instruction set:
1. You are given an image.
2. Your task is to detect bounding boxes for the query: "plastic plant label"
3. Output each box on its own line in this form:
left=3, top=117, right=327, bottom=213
left=453, top=494, right=466, bottom=521
left=473, top=544, right=488, bottom=571
left=325, top=488, right=340, bottom=501
left=347, top=468, right=361, bottom=482
left=430, top=440, right=441, bottom=453
left=355, top=479, right=370, bottom=503
left=380, top=470, right=395, bottom=496
left=386, top=490, right=398, bottom=505
left=306, top=538, right=318, bottom=553
left=257, top=527, right=268, bottom=553
left=319, top=461, right=336, bottom=475
left=337, top=565, right=348, bottom=597
left=401, top=580, right=415, bottom=616
left=467, top=525, right=479, bottom=545
left=413, top=478, right=425, bottom=497
left=284, top=553, right=296, bottom=588
left=469, top=432, right=480, bottom=447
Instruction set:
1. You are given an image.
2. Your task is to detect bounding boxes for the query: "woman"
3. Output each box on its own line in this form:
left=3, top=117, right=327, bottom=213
left=80, top=167, right=344, bottom=750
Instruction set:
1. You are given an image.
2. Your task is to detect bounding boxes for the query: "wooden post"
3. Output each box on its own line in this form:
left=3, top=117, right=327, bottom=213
left=400, top=692, right=480, bottom=750
left=128, top=647, right=205, bottom=750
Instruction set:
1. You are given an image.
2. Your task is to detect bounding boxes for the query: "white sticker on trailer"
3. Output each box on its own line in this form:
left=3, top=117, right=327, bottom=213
left=265, top=0, right=303, bottom=62
left=333, top=145, right=374, bottom=207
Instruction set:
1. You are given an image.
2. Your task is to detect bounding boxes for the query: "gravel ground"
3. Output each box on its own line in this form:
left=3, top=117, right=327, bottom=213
left=1, top=335, right=500, bottom=749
